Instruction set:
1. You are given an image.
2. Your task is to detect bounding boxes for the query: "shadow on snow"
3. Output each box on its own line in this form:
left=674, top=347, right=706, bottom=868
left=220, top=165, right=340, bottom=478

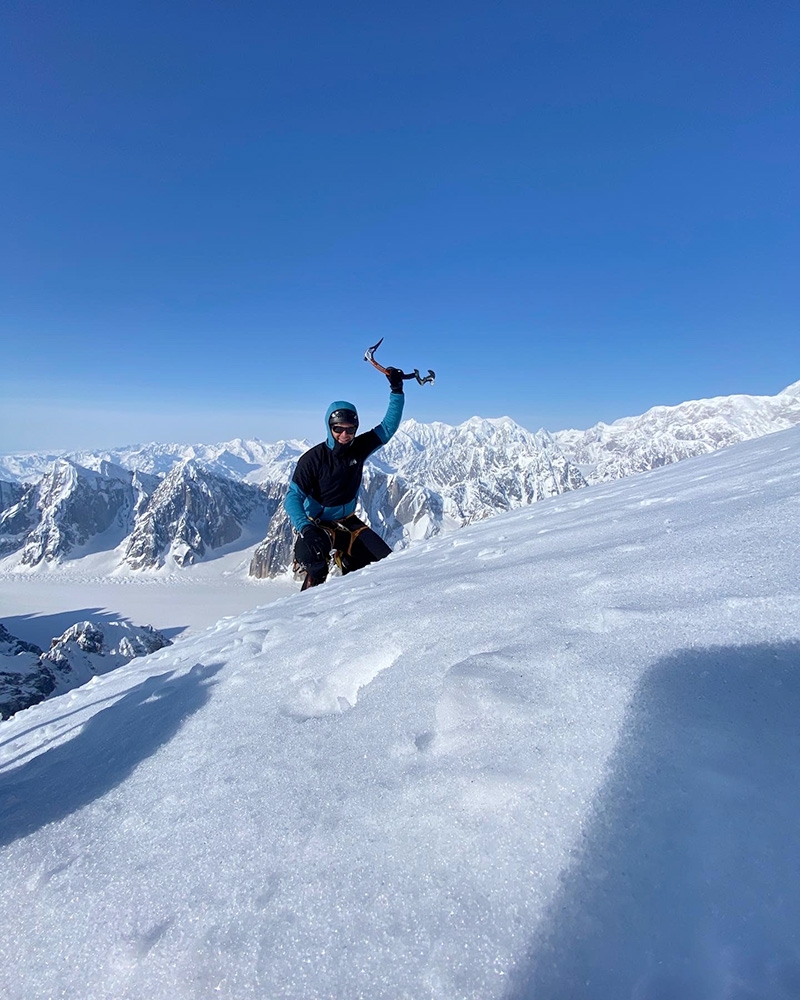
left=508, top=641, right=800, bottom=1000
left=0, top=661, right=222, bottom=849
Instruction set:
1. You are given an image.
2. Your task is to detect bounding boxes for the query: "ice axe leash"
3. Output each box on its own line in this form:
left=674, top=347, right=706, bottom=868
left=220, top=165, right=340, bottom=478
left=364, top=338, right=435, bottom=386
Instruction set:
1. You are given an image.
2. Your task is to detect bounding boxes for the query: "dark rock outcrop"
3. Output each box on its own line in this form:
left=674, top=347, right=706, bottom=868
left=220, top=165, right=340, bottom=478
left=1, top=620, right=172, bottom=721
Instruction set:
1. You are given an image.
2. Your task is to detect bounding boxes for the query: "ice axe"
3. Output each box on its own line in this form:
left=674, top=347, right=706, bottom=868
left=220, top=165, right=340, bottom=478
left=364, top=338, right=435, bottom=386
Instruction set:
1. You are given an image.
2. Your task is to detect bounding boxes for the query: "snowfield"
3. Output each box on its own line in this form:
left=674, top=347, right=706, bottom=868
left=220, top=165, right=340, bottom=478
left=1, top=426, right=800, bottom=999
left=0, top=546, right=294, bottom=651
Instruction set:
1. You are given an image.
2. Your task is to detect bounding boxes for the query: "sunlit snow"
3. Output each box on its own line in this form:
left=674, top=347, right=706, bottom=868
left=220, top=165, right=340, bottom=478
left=1, top=427, right=799, bottom=999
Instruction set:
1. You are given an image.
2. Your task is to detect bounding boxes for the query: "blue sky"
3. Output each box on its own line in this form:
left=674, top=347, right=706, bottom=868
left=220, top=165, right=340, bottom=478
left=2, top=0, right=798, bottom=452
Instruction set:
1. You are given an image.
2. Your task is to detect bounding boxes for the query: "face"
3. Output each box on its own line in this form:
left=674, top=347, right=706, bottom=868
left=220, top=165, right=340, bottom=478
left=331, top=423, right=357, bottom=441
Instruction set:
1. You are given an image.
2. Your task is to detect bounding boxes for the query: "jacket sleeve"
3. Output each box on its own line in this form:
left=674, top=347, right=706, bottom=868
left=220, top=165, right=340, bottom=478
left=284, top=481, right=312, bottom=533
left=374, top=390, right=405, bottom=445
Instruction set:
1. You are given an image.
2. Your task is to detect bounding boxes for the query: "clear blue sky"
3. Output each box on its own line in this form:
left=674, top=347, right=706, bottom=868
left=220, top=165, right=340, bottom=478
left=2, top=0, right=798, bottom=451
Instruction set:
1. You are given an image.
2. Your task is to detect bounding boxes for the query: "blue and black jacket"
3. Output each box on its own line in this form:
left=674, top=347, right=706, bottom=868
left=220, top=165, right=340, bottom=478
left=284, top=392, right=404, bottom=531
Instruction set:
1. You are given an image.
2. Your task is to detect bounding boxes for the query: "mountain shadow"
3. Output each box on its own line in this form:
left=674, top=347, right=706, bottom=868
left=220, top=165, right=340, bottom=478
left=1, top=609, right=187, bottom=649
left=508, top=641, right=800, bottom=1000
left=0, top=661, right=222, bottom=849
left=2, top=608, right=106, bottom=649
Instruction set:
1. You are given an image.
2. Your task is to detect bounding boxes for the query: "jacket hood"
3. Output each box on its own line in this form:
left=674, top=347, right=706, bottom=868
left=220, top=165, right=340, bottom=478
left=325, top=400, right=359, bottom=450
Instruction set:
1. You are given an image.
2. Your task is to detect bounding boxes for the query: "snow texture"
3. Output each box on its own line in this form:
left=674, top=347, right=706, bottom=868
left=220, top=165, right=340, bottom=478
left=1, top=424, right=799, bottom=998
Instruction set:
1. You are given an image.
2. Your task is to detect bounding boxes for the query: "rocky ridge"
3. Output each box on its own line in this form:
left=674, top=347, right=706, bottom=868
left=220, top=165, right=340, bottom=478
left=124, top=460, right=284, bottom=570
left=1, top=379, right=798, bottom=577
left=553, top=379, right=800, bottom=482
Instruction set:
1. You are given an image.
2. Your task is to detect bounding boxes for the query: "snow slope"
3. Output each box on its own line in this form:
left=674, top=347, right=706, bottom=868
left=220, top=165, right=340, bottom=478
left=1, top=426, right=800, bottom=999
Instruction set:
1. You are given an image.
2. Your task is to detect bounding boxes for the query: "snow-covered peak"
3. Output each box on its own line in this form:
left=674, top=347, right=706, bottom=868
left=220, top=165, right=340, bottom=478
left=68, top=438, right=310, bottom=484
left=779, top=378, right=800, bottom=398
left=554, top=380, right=800, bottom=481
left=460, top=414, right=516, bottom=431
left=123, top=460, right=281, bottom=570
left=0, top=451, right=66, bottom=484
left=398, top=414, right=532, bottom=441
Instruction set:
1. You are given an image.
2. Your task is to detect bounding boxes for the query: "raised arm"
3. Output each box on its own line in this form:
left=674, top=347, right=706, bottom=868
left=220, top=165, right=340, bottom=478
left=373, top=368, right=405, bottom=444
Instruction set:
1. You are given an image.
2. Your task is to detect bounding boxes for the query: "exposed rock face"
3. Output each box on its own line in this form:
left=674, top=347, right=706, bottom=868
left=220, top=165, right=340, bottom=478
left=359, top=467, right=442, bottom=546
left=26, top=460, right=129, bottom=564
left=0, top=625, right=42, bottom=659
left=0, top=620, right=171, bottom=721
left=124, top=461, right=284, bottom=569
left=0, top=460, right=161, bottom=565
left=0, top=480, right=25, bottom=514
left=0, top=625, right=47, bottom=721
left=0, top=482, right=39, bottom=557
left=249, top=507, right=295, bottom=579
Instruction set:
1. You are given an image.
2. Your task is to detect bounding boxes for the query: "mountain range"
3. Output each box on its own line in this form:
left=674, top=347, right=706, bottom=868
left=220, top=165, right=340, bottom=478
left=553, top=378, right=800, bottom=481
left=1, top=380, right=798, bottom=577
left=2, top=417, right=799, bottom=998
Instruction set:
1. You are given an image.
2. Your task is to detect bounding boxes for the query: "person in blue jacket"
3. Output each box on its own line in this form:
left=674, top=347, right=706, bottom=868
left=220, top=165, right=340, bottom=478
left=284, top=366, right=405, bottom=589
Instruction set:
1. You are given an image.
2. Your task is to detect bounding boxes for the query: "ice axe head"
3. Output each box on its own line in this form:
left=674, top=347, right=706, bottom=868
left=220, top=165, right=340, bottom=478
left=363, top=338, right=435, bottom=385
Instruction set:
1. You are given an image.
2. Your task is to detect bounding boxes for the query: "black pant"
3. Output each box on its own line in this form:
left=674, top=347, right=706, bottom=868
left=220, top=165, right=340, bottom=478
left=294, top=515, right=392, bottom=587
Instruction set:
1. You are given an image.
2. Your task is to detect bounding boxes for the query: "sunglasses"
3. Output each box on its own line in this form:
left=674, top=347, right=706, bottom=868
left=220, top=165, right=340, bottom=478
left=331, top=424, right=357, bottom=435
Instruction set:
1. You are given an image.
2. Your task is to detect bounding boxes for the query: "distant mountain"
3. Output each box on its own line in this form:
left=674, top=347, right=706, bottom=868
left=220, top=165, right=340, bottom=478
left=0, top=439, right=309, bottom=486
left=1, top=379, right=798, bottom=577
left=553, top=379, right=800, bottom=482
left=124, top=460, right=285, bottom=570
left=0, top=620, right=171, bottom=720
left=0, top=459, right=160, bottom=565
left=72, top=437, right=309, bottom=484
left=0, top=452, right=66, bottom=485
left=381, top=417, right=586, bottom=521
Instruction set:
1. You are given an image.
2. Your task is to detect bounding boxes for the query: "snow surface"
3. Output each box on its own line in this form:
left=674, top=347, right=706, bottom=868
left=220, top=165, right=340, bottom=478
left=1, top=427, right=800, bottom=999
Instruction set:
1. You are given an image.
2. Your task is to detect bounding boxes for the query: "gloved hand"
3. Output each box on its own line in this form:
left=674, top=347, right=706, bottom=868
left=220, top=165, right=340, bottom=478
left=301, top=524, right=331, bottom=562
left=385, top=367, right=404, bottom=393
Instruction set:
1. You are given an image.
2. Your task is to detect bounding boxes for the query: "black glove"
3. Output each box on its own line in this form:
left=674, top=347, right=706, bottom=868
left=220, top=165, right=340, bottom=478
left=385, top=367, right=404, bottom=393
left=301, top=524, right=331, bottom=562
